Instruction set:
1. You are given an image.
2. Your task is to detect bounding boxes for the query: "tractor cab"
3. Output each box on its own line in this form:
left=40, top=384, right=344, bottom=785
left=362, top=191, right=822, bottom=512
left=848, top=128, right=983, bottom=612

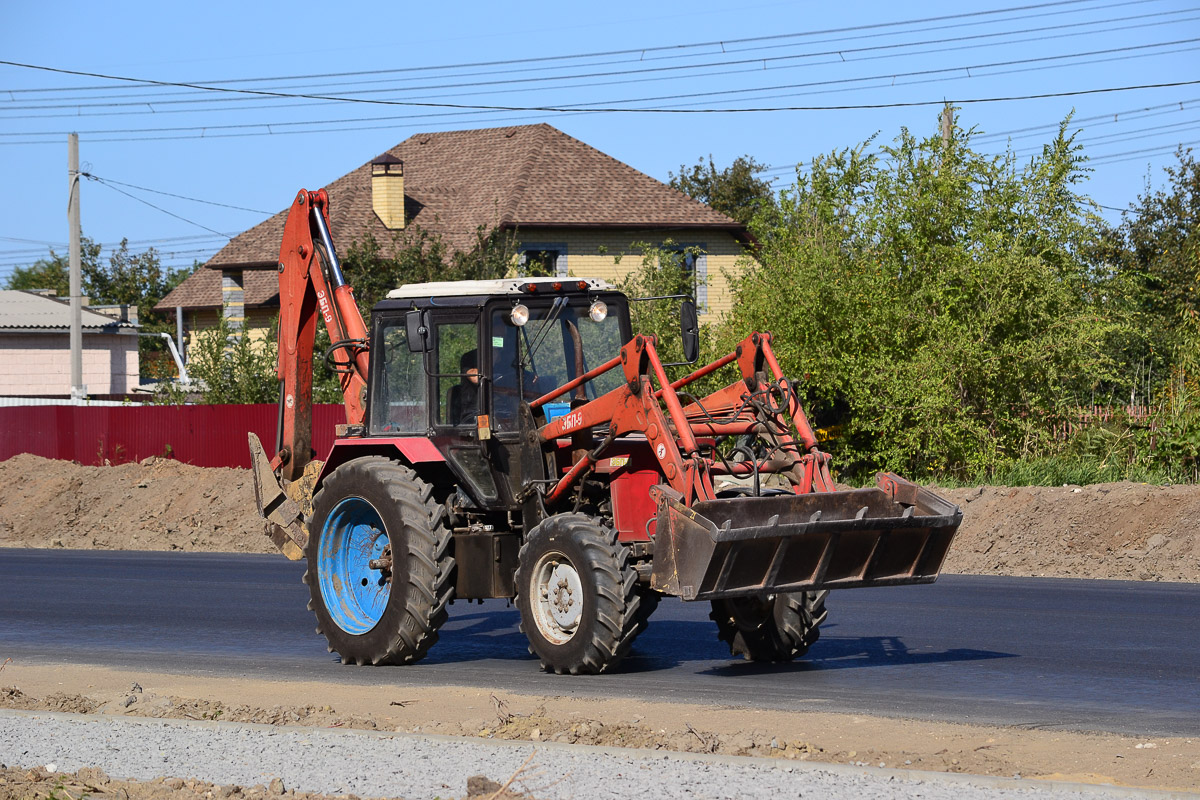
left=366, top=278, right=636, bottom=510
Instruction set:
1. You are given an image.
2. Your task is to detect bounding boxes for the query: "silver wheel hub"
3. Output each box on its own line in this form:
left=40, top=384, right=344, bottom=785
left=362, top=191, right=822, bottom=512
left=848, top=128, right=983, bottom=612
left=532, top=554, right=583, bottom=644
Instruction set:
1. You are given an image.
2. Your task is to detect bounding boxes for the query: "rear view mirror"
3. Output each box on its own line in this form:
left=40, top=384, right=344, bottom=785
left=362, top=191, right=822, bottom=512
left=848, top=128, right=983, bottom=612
left=680, top=299, right=699, bottom=363
left=405, top=310, right=430, bottom=352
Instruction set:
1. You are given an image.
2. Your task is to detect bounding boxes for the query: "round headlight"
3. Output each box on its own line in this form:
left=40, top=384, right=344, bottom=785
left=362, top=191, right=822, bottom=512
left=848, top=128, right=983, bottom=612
left=588, top=300, right=608, bottom=323
left=510, top=303, right=530, bottom=327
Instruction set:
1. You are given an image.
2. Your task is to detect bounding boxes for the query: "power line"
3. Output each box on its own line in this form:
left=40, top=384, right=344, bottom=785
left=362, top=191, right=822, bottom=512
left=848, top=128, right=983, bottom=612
left=974, top=98, right=1200, bottom=142
left=4, top=35, right=1197, bottom=116
left=80, top=174, right=272, bottom=214
left=82, top=175, right=231, bottom=238
left=7, top=5, right=1188, bottom=114
left=49, top=39, right=1188, bottom=132
left=3, top=53, right=1198, bottom=148
left=0, top=0, right=1119, bottom=96
left=1089, top=140, right=1198, bottom=164
left=3, top=17, right=1194, bottom=123
left=0, top=235, right=63, bottom=246
left=4, top=69, right=1199, bottom=149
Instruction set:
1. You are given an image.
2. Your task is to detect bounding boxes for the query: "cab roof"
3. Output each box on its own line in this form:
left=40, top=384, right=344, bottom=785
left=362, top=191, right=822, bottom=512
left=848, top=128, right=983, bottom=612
left=385, top=277, right=614, bottom=300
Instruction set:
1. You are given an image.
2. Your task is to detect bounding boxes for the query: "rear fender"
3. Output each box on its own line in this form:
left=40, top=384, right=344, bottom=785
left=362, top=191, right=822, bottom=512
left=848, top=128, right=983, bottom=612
left=315, top=437, right=452, bottom=490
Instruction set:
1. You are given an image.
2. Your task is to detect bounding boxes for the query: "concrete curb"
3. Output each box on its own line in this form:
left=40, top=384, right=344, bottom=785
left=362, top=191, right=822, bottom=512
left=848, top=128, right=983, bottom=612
left=1, top=709, right=1195, bottom=799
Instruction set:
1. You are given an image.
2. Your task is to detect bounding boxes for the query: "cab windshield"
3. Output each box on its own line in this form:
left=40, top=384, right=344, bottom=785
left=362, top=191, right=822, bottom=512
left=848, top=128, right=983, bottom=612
left=490, top=296, right=627, bottom=427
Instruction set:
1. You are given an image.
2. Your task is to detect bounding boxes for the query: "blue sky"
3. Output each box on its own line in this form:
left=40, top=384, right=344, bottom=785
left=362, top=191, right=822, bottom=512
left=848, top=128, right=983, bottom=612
left=1, top=0, right=1196, bottom=283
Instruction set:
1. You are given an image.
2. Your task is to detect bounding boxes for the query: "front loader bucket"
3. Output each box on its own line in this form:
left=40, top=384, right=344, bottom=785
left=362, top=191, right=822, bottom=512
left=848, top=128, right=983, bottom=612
left=651, top=474, right=962, bottom=601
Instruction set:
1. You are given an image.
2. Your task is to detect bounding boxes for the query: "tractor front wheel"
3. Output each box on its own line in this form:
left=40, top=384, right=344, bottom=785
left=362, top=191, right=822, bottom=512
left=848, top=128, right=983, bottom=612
left=515, top=513, right=641, bottom=674
left=304, top=457, right=454, bottom=665
left=710, top=591, right=828, bottom=662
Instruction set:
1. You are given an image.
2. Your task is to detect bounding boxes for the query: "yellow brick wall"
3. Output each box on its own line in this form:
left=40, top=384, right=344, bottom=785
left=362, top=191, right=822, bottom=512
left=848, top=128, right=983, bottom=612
left=185, top=307, right=277, bottom=353
left=515, top=228, right=753, bottom=323
left=371, top=171, right=406, bottom=230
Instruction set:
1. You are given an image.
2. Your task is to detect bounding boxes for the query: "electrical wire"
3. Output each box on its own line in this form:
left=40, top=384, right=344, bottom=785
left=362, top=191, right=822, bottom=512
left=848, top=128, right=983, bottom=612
left=81, top=174, right=232, bottom=238
left=3, top=49, right=1198, bottom=146
left=0, top=0, right=1128, bottom=95
left=5, top=5, right=1189, bottom=114
left=79, top=175, right=272, bottom=214
left=3, top=35, right=1197, bottom=116
left=1089, top=139, right=1199, bottom=164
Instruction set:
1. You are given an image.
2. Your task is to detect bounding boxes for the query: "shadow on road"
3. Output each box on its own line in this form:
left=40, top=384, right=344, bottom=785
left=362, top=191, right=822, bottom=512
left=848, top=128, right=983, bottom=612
left=701, top=629, right=1014, bottom=677
left=423, top=611, right=1013, bottom=674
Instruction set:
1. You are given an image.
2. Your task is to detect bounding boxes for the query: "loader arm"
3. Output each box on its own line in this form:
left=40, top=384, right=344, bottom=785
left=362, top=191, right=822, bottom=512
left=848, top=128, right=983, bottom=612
left=532, top=331, right=829, bottom=507
left=528, top=329, right=961, bottom=601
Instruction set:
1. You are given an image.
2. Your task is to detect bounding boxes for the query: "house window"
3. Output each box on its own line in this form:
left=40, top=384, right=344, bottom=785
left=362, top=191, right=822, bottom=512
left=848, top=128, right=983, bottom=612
left=519, top=243, right=568, bottom=277
left=667, top=243, right=707, bottom=310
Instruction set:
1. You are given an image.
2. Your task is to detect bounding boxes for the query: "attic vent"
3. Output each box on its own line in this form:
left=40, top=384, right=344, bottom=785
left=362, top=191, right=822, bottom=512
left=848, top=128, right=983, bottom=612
left=371, top=154, right=405, bottom=230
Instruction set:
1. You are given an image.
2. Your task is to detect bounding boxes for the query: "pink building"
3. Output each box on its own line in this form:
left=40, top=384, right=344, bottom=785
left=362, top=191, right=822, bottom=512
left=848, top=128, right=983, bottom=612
left=0, top=290, right=139, bottom=399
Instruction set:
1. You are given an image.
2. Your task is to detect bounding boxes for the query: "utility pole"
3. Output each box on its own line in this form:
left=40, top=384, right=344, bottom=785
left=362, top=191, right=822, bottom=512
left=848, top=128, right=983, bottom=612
left=68, top=133, right=86, bottom=401
left=940, top=103, right=954, bottom=147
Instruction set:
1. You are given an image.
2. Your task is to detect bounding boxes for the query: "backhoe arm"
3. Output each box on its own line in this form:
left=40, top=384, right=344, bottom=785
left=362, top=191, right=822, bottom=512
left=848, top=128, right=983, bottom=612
left=248, top=189, right=371, bottom=559
left=275, top=189, right=370, bottom=482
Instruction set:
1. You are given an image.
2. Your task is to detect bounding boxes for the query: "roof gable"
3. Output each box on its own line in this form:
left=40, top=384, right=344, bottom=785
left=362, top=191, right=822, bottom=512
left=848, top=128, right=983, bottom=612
left=0, top=290, right=135, bottom=331
left=159, top=124, right=744, bottom=311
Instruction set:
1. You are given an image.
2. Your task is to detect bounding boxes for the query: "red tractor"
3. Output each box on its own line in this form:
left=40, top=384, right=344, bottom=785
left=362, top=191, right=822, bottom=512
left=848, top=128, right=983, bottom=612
left=251, top=189, right=962, bottom=674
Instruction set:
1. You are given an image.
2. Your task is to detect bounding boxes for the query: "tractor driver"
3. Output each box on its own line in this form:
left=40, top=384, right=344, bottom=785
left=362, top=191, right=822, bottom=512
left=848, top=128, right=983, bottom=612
left=447, top=349, right=480, bottom=426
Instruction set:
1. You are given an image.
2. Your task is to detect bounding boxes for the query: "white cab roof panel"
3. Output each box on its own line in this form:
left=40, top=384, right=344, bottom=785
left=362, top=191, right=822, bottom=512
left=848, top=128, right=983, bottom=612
left=385, top=277, right=614, bottom=300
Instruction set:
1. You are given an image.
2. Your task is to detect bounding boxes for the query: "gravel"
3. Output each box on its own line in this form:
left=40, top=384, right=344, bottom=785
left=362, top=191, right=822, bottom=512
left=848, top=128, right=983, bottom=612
left=0, top=710, right=1177, bottom=800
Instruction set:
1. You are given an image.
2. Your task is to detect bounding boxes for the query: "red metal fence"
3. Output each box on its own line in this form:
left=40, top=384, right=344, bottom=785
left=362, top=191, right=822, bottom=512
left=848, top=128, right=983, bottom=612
left=0, top=402, right=1165, bottom=469
left=1051, top=404, right=1157, bottom=442
left=0, top=403, right=346, bottom=468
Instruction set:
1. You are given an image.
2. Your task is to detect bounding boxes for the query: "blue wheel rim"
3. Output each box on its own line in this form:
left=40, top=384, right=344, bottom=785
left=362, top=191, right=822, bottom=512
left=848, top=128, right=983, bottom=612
left=318, top=496, right=391, bottom=635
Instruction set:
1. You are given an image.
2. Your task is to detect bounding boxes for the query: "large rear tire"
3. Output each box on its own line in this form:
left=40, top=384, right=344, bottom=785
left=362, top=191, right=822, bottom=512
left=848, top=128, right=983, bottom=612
left=710, top=591, right=828, bottom=662
left=515, top=513, right=642, bottom=674
left=304, top=457, right=454, bottom=665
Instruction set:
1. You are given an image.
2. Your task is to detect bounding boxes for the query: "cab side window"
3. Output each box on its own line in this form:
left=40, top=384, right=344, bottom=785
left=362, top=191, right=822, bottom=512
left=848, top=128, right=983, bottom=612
left=369, top=321, right=427, bottom=434
left=437, top=321, right=480, bottom=427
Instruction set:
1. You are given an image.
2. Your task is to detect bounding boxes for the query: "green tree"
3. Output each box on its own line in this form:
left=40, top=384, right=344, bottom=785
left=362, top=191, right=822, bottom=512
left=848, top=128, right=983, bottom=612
left=341, top=225, right=448, bottom=318
left=723, top=115, right=1119, bottom=480
left=1097, top=148, right=1200, bottom=478
left=178, top=315, right=279, bottom=404
left=3, top=238, right=101, bottom=296
left=1103, top=149, right=1200, bottom=400
left=1119, top=148, right=1200, bottom=331
left=616, top=240, right=708, bottom=368
left=340, top=222, right=518, bottom=322
left=670, top=155, right=777, bottom=225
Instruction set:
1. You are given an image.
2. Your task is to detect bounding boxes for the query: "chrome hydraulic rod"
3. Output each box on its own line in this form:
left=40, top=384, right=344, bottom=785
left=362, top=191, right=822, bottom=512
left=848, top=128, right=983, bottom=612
left=310, top=202, right=347, bottom=289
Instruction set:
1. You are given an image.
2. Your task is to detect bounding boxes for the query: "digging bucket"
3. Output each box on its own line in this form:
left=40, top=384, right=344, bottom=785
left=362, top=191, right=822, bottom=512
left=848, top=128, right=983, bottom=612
left=650, top=474, right=962, bottom=601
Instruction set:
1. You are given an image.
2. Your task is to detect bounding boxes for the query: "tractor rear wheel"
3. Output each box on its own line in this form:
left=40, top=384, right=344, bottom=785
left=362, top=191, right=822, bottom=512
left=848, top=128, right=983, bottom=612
left=710, top=590, right=828, bottom=662
left=515, top=513, right=642, bottom=674
left=304, top=457, right=454, bottom=665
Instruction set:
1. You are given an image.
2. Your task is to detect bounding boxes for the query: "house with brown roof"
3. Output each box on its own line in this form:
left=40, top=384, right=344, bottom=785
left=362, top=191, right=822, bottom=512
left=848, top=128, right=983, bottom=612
left=156, top=124, right=750, bottom=339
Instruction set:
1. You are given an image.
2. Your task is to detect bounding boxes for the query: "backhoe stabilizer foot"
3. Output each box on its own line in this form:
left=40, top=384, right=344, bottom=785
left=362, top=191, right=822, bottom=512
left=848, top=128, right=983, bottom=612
left=248, top=432, right=307, bottom=559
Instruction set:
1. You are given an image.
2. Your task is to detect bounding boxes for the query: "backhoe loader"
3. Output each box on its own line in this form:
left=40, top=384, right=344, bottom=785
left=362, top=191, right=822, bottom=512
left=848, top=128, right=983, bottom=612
left=251, top=189, right=962, bottom=674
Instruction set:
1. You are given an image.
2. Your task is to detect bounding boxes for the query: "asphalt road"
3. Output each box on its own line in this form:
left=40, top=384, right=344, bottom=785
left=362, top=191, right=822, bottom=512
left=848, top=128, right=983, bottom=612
left=1, top=549, right=1196, bottom=737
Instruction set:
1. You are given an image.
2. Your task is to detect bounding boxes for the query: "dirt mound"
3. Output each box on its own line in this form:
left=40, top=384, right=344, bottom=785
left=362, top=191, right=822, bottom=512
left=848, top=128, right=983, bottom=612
left=0, top=454, right=270, bottom=554
left=940, top=482, right=1200, bottom=582
left=1, top=454, right=1198, bottom=582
